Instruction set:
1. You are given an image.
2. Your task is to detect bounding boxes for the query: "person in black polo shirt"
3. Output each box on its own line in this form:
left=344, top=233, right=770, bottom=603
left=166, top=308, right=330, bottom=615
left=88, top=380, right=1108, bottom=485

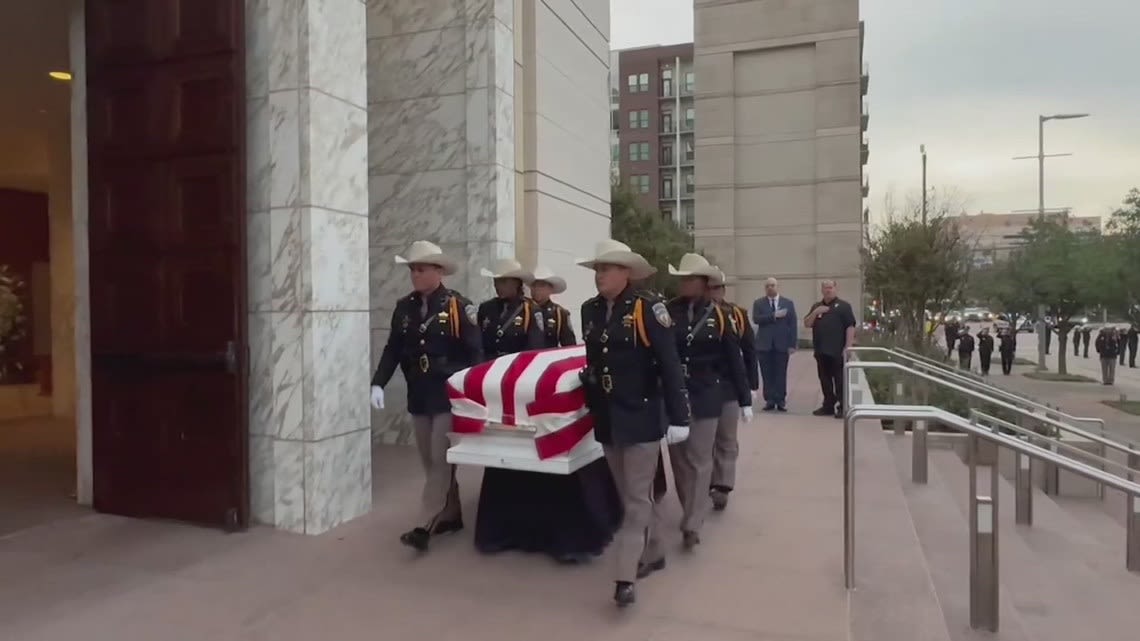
left=804, top=280, right=856, bottom=418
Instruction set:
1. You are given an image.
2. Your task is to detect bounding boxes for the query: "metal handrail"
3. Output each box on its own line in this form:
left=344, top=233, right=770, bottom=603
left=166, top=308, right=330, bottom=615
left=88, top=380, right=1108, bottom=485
left=969, top=409, right=1135, bottom=477
left=851, top=346, right=1109, bottom=437
left=843, top=403, right=1140, bottom=590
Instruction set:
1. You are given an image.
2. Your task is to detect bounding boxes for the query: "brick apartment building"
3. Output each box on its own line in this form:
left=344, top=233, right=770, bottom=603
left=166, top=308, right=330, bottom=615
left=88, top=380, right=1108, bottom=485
left=610, top=43, right=696, bottom=230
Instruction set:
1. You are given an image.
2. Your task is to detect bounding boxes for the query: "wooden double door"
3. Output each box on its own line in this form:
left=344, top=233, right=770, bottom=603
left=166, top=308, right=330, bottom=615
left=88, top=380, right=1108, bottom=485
left=87, top=0, right=248, bottom=529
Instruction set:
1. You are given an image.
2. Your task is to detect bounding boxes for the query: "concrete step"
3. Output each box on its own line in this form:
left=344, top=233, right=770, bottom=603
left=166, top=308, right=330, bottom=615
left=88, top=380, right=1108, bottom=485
left=849, top=425, right=952, bottom=641
left=886, top=437, right=1033, bottom=641
left=929, top=448, right=1140, bottom=641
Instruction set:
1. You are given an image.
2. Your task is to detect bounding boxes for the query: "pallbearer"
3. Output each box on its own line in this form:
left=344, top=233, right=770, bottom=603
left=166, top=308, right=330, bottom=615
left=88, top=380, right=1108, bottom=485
left=665, top=255, right=752, bottom=547
left=577, top=240, right=690, bottom=607
left=708, top=268, right=759, bottom=511
left=370, top=241, right=482, bottom=552
left=529, top=265, right=577, bottom=347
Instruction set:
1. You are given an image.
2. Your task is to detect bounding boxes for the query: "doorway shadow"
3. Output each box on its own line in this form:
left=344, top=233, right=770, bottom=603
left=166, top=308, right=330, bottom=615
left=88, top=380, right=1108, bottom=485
left=0, top=416, right=86, bottom=538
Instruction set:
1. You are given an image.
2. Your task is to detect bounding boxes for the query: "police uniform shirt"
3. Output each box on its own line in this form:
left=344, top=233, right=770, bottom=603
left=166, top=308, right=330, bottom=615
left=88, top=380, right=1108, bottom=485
left=666, top=296, right=751, bottom=419
left=580, top=288, right=690, bottom=445
left=722, top=300, right=759, bottom=393
left=809, top=297, right=856, bottom=356
left=372, top=285, right=482, bottom=415
left=535, top=299, right=577, bottom=348
left=477, top=296, right=545, bottom=359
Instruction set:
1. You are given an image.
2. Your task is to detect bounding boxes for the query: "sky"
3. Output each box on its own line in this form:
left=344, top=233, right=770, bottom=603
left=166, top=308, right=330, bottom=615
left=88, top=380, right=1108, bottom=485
left=610, top=0, right=1140, bottom=221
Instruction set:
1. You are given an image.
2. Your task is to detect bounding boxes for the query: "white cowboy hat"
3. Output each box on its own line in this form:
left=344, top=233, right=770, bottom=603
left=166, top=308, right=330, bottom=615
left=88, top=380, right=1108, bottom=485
left=668, top=253, right=722, bottom=282
left=530, top=265, right=567, bottom=294
left=575, top=240, right=656, bottom=281
left=709, top=267, right=730, bottom=286
left=394, top=240, right=458, bottom=275
left=479, top=258, right=534, bottom=283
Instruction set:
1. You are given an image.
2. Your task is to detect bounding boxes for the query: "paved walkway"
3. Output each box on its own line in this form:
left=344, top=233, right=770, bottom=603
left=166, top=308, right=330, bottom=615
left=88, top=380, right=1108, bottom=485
left=0, top=354, right=853, bottom=641
left=1014, top=332, right=1140, bottom=396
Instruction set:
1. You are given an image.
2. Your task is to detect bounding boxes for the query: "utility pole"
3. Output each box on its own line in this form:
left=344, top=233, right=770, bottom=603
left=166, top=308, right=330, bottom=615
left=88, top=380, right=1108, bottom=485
left=1014, top=113, right=1089, bottom=371
left=920, top=144, right=927, bottom=224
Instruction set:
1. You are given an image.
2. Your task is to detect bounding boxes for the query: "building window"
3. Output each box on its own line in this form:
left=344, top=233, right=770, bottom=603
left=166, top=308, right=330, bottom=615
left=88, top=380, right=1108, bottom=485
left=628, top=110, right=637, bottom=129
left=638, top=73, right=649, bottom=93
left=611, top=108, right=619, bottom=131
left=683, top=202, right=695, bottom=230
left=627, top=74, right=638, bottom=93
left=662, top=177, right=673, bottom=198
left=684, top=173, right=694, bottom=194
left=661, top=207, right=673, bottom=221
left=631, top=174, right=650, bottom=193
left=661, top=145, right=673, bottom=165
left=683, top=140, right=694, bottom=162
left=661, top=111, right=673, bottom=133
left=684, top=107, right=695, bottom=130
left=683, top=71, right=695, bottom=94
left=661, top=68, right=673, bottom=97
left=628, top=142, right=649, bottom=162
left=611, top=142, right=619, bottom=162
left=638, top=109, right=649, bottom=129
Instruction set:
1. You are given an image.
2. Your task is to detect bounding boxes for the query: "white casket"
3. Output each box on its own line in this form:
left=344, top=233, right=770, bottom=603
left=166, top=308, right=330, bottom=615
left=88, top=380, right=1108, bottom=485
left=445, top=345, right=604, bottom=475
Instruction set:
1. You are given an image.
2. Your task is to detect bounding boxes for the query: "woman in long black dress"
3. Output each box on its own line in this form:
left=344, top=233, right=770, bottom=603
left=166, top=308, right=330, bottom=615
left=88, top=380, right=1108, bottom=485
left=473, top=261, right=623, bottom=563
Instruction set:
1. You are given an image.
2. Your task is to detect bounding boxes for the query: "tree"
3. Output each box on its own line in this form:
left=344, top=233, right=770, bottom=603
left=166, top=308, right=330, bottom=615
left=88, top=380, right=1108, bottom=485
left=862, top=191, right=974, bottom=348
left=1103, top=188, right=1140, bottom=324
left=972, top=258, right=1036, bottom=329
left=1016, top=214, right=1111, bottom=374
left=610, top=186, right=695, bottom=296
left=0, top=265, right=27, bottom=382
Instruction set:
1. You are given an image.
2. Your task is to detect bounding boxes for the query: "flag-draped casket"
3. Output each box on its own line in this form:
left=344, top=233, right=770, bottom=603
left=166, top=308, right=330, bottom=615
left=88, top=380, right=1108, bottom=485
left=445, top=345, right=604, bottom=474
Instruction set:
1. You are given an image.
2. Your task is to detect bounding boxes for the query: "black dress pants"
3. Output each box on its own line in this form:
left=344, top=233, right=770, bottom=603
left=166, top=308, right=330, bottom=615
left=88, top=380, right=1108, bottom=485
left=979, top=351, right=992, bottom=374
left=815, top=353, right=844, bottom=410
left=1000, top=350, right=1014, bottom=374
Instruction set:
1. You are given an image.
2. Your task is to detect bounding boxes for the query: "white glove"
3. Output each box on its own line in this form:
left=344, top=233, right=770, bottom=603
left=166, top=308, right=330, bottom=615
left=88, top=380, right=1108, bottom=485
left=740, top=406, right=754, bottom=422
left=664, top=425, right=690, bottom=445
left=370, top=385, right=385, bottom=410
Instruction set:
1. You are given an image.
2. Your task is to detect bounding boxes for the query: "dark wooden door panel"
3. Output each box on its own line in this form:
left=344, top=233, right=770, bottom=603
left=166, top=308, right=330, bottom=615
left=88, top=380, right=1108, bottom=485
left=88, top=0, right=248, bottom=529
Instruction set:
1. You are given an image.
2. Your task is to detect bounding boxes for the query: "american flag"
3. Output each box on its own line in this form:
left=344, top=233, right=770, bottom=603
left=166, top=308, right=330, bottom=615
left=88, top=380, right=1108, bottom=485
left=447, top=345, right=593, bottom=460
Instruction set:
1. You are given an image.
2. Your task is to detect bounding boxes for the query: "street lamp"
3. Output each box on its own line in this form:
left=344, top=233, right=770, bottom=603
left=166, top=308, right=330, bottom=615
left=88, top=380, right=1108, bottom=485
left=920, top=144, right=928, bottom=224
left=1013, top=112, right=1090, bottom=370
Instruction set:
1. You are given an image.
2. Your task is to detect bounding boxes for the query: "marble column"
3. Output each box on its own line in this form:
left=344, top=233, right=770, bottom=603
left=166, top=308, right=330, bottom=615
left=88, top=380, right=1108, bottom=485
left=246, top=0, right=372, bottom=534
left=366, top=0, right=517, bottom=443
left=47, top=101, right=76, bottom=420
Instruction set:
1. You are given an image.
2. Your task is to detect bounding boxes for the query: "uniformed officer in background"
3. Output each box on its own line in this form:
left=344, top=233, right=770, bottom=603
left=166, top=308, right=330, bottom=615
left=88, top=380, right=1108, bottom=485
left=997, top=324, right=1017, bottom=375
left=707, top=268, right=759, bottom=511
left=665, top=255, right=752, bottom=547
left=529, top=265, right=577, bottom=348
left=577, top=240, right=690, bottom=607
left=370, top=241, right=482, bottom=552
left=477, top=258, right=545, bottom=358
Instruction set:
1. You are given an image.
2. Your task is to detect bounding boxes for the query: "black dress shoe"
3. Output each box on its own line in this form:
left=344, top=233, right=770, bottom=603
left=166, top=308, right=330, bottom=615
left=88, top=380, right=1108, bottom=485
left=636, top=557, right=666, bottom=579
left=710, top=489, right=728, bottom=511
left=432, top=519, right=464, bottom=535
left=399, top=527, right=430, bottom=551
left=762, top=403, right=776, bottom=411
left=555, top=552, right=592, bottom=565
left=682, top=530, right=701, bottom=549
left=834, top=407, right=844, bottom=419
left=614, top=582, right=636, bottom=607
left=812, top=406, right=834, bottom=416
left=776, top=404, right=787, bottom=412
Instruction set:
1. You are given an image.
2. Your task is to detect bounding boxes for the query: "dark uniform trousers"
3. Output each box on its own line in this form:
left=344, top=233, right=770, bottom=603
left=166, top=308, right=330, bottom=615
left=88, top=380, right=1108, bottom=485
left=712, top=303, right=758, bottom=494
left=580, top=288, right=689, bottom=583
left=372, top=285, right=482, bottom=531
left=666, top=297, right=750, bottom=535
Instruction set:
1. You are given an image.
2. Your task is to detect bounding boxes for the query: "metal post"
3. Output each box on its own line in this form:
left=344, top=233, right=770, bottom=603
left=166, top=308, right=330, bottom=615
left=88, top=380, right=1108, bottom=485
left=673, top=55, right=681, bottom=227
left=1128, top=494, right=1140, bottom=573
left=893, top=380, right=905, bottom=435
left=912, top=420, right=928, bottom=484
left=844, top=414, right=855, bottom=589
left=921, top=144, right=928, bottom=225
left=1015, top=449, right=1033, bottom=525
left=1128, top=444, right=1138, bottom=483
left=1042, top=441, right=1060, bottom=495
left=1035, top=116, right=1046, bottom=376
left=968, top=433, right=1000, bottom=631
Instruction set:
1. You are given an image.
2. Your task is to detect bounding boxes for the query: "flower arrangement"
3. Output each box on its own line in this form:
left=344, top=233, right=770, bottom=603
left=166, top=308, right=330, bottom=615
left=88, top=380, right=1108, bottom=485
left=0, top=265, right=27, bottom=382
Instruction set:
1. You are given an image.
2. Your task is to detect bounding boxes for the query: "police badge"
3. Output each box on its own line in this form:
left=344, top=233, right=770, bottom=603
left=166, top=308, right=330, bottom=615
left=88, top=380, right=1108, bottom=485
left=465, top=304, right=479, bottom=326
left=651, top=302, right=672, bottom=327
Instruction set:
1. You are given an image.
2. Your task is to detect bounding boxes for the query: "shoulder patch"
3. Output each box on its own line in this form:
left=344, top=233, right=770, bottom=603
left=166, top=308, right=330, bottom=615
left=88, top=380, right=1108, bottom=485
left=651, top=301, right=673, bottom=327
left=465, top=304, right=478, bottom=325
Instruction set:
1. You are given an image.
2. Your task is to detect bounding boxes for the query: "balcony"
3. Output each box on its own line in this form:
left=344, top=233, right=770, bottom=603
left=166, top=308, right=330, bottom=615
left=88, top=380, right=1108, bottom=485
left=861, top=100, right=869, bottom=131
left=660, top=125, right=695, bottom=136
left=861, top=62, right=869, bottom=96
left=861, top=136, right=869, bottom=165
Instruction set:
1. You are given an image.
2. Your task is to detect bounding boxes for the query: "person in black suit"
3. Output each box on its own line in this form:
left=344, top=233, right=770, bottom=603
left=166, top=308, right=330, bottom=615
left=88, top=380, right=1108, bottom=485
left=804, top=280, right=856, bottom=418
left=977, top=327, right=994, bottom=375
left=752, top=277, right=798, bottom=411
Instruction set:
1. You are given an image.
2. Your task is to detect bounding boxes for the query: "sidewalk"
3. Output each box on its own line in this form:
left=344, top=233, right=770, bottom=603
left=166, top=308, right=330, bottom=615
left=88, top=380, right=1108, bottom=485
left=1015, top=335, right=1140, bottom=397
left=0, top=355, right=853, bottom=641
